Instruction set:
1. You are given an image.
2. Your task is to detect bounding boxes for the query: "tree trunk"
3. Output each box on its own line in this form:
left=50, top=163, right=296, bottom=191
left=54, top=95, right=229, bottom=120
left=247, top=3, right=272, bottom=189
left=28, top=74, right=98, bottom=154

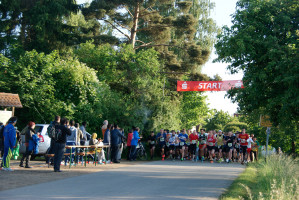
left=130, top=2, right=140, bottom=48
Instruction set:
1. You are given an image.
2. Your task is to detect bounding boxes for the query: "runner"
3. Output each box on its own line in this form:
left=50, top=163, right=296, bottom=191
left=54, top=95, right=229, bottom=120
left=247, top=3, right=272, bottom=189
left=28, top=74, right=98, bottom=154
left=198, top=129, right=208, bottom=162
left=147, top=131, right=156, bottom=160
left=238, top=129, right=249, bottom=164
left=233, top=132, right=240, bottom=162
left=224, top=131, right=235, bottom=163
left=246, top=135, right=254, bottom=162
left=207, top=130, right=216, bottom=163
left=216, top=130, right=224, bottom=163
left=189, top=130, right=198, bottom=161
left=178, top=129, right=188, bottom=161
left=251, top=137, right=259, bottom=162
left=168, top=130, right=177, bottom=160
left=156, top=129, right=167, bottom=160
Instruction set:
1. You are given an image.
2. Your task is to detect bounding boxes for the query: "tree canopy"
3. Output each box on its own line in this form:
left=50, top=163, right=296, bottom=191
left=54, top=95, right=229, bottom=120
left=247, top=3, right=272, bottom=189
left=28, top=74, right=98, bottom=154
left=215, top=0, right=298, bottom=154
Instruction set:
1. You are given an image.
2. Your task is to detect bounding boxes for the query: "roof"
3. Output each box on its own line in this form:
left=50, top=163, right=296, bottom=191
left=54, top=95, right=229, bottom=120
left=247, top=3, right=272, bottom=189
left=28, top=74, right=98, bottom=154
left=0, top=93, right=23, bottom=108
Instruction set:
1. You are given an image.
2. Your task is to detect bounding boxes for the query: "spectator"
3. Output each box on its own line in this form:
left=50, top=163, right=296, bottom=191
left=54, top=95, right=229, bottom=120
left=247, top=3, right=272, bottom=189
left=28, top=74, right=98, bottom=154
left=13, top=130, right=21, bottom=160
left=101, top=120, right=108, bottom=138
left=80, top=122, right=91, bottom=144
left=46, top=116, right=60, bottom=165
left=53, top=118, right=71, bottom=172
left=89, top=133, right=105, bottom=164
left=126, top=129, right=133, bottom=160
left=20, top=121, right=37, bottom=168
left=117, top=128, right=125, bottom=161
left=2, top=117, right=17, bottom=171
left=110, top=124, right=126, bottom=163
left=130, top=127, right=140, bottom=161
left=103, top=124, right=111, bottom=163
left=75, top=123, right=83, bottom=146
left=0, top=122, right=4, bottom=160
left=65, top=120, right=77, bottom=164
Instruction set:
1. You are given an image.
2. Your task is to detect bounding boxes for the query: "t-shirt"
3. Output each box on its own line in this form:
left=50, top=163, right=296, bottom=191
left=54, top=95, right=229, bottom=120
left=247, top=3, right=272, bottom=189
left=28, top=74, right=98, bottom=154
left=199, top=133, right=207, bottom=144
left=148, top=135, right=156, bottom=145
left=217, top=134, right=224, bottom=146
left=207, top=135, right=216, bottom=146
left=127, top=132, right=133, bottom=146
left=251, top=141, right=259, bottom=151
left=168, top=135, right=176, bottom=145
left=225, top=136, right=235, bottom=147
left=156, top=132, right=167, bottom=144
left=189, top=134, right=199, bottom=145
left=178, top=133, right=188, bottom=145
left=247, top=137, right=254, bottom=148
left=238, top=133, right=249, bottom=146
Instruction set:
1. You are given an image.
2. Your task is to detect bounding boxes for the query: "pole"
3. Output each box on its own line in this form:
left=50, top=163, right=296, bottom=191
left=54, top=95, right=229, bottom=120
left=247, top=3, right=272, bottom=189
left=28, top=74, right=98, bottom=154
left=265, top=127, right=270, bottom=162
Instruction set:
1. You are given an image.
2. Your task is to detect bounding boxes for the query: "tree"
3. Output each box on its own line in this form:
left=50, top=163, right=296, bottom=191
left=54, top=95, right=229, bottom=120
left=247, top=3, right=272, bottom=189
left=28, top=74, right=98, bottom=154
left=180, top=91, right=209, bottom=129
left=82, top=0, right=217, bottom=78
left=204, top=110, right=233, bottom=131
left=0, top=50, right=108, bottom=132
left=215, top=0, right=298, bottom=154
left=0, top=0, right=79, bottom=55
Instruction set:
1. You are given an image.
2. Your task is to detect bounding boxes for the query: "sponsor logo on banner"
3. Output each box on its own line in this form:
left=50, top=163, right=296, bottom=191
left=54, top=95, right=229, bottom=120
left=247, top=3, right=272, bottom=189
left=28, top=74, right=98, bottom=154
left=177, top=80, right=244, bottom=91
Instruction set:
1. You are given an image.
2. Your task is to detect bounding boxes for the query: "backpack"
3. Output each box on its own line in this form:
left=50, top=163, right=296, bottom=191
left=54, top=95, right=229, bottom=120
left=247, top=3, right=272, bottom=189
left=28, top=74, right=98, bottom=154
left=47, top=122, right=55, bottom=139
left=54, top=127, right=63, bottom=142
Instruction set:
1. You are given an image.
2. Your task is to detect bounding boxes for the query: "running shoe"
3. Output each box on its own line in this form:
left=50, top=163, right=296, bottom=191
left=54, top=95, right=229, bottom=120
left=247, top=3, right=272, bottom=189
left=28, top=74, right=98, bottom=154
left=181, top=158, right=183, bottom=161
left=1, top=167, right=7, bottom=171
left=6, top=167, right=14, bottom=171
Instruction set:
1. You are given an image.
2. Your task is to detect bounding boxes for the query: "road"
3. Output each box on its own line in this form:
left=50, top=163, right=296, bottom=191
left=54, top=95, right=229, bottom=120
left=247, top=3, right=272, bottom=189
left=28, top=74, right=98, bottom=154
left=0, top=161, right=244, bottom=200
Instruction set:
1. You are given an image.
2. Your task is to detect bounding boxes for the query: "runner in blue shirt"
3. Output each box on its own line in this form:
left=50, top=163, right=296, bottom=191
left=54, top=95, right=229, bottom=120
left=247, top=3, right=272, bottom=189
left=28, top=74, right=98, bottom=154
left=156, top=129, right=167, bottom=160
left=178, top=129, right=188, bottom=161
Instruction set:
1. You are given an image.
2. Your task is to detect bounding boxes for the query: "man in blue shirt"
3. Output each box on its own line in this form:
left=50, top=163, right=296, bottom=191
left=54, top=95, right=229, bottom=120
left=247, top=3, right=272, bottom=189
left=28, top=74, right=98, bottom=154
left=178, top=129, right=188, bottom=161
left=110, top=124, right=126, bottom=163
left=156, top=129, right=167, bottom=160
left=129, top=127, right=140, bottom=161
left=2, top=117, right=17, bottom=171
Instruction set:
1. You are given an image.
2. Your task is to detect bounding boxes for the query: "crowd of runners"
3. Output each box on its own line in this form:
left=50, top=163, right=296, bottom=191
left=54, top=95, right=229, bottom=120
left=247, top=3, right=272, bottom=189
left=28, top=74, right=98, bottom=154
left=147, top=128, right=259, bottom=164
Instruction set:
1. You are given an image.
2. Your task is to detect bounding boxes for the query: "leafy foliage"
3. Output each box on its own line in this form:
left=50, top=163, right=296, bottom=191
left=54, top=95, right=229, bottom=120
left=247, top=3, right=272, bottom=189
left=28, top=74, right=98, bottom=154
left=215, top=0, right=299, bottom=154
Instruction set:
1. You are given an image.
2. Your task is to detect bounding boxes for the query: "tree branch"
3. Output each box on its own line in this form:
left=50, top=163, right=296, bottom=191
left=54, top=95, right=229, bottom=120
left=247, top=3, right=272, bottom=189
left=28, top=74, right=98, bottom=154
left=103, top=20, right=131, bottom=39
left=124, top=6, right=133, bottom=18
left=135, top=43, right=184, bottom=50
left=137, top=25, right=172, bottom=32
left=113, top=20, right=131, bottom=32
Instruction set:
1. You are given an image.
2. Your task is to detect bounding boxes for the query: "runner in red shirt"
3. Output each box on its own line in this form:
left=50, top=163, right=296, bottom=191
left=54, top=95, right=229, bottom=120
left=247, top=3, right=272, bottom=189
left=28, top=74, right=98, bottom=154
left=189, top=130, right=199, bottom=161
left=207, top=131, right=216, bottom=162
left=238, top=129, right=249, bottom=164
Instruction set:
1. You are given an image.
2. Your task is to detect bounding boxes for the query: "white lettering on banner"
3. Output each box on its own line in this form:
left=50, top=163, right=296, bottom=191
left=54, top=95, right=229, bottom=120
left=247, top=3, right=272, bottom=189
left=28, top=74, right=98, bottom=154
left=198, top=82, right=223, bottom=90
left=182, top=82, right=187, bottom=89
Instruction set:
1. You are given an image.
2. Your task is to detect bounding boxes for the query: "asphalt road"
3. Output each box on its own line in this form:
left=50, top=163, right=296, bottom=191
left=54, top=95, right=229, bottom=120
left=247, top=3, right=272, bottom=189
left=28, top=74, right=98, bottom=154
left=0, top=161, right=245, bottom=200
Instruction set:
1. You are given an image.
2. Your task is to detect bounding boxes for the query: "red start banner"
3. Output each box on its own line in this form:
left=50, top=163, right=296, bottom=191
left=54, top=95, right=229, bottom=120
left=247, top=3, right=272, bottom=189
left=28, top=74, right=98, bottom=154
left=177, top=80, right=244, bottom=91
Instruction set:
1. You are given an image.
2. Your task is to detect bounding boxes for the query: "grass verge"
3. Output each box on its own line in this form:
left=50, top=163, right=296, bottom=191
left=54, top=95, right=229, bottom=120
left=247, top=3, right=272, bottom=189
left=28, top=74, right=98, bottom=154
left=220, top=154, right=299, bottom=200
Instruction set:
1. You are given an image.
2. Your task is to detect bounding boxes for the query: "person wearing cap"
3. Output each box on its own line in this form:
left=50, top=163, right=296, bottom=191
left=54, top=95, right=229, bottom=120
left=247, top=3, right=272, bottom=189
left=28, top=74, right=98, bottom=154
left=19, top=121, right=39, bottom=168
left=2, top=117, right=17, bottom=171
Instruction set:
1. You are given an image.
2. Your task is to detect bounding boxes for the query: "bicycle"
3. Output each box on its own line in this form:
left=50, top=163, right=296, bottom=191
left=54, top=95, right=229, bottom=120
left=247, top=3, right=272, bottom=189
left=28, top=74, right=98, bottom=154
left=136, top=141, right=148, bottom=160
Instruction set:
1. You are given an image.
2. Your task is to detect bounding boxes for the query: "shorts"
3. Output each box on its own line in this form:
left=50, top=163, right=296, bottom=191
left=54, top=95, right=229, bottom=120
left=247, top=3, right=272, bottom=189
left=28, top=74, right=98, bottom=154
left=207, top=146, right=215, bottom=151
left=149, top=144, right=155, bottom=149
left=158, top=144, right=165, bottom=152
left=215, top=145, right=223, bottom=152
left=198, top=144, right=206, bottom=149
left=179, top=144, right=186, bottom=149
left=189, top=144, right=196, bottom=154
left=240, top=145, right=247, bottom=153
left=169, top=145, right=175, bottom=151
left=235, top=148, right=240, bottom=153
left=225, top=145, right=233, bottom=152
left=247, top=148, right=251, bottom=154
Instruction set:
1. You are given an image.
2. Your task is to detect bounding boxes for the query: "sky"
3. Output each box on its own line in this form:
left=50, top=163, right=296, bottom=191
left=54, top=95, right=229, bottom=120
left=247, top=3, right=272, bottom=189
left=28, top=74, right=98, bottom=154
left=76, top=0, right=241, bottom=115
left=202, top=0, right=241, bottom=115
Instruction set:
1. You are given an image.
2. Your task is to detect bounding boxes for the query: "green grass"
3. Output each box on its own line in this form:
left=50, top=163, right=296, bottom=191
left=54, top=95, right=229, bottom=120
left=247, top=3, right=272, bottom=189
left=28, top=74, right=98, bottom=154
left=220, top=154, right=299, bottom=200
